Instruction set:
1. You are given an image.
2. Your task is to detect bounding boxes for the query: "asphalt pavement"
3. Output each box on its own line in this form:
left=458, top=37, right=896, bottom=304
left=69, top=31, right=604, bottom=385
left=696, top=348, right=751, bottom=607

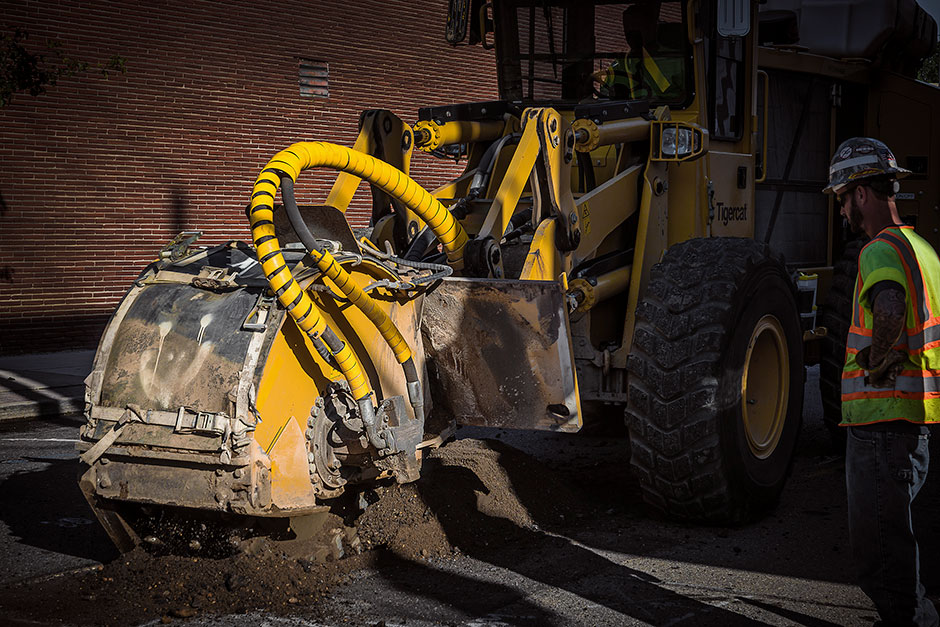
left=0, top=354, right=936, bottom=626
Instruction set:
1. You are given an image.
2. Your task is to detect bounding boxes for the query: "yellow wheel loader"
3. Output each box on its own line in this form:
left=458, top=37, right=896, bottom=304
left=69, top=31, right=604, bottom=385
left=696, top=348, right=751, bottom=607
left=79, top=0, right=940, bottom=550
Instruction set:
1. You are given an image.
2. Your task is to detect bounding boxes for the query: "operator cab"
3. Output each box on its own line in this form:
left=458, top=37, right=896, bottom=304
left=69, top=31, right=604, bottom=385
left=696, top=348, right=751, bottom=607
left=451, top=0, right=693, bottom=110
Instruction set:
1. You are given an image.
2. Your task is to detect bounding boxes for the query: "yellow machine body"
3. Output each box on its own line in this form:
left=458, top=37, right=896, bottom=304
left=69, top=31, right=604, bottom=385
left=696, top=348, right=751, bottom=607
left=79, top=0, right=940, bottom=548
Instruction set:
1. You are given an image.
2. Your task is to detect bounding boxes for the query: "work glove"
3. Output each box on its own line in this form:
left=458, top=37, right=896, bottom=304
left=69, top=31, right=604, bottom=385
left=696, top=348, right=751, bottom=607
left=856, top=347, right=907, bottom=388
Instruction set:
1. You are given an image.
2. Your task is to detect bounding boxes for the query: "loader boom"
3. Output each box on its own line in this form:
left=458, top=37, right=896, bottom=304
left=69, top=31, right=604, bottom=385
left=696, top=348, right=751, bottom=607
left=79, top=0, right=940, bottom=549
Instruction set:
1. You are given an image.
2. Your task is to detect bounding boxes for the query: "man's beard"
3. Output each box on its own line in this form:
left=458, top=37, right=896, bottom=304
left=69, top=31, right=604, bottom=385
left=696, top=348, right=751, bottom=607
left=846, top=203, right=864, bottom=234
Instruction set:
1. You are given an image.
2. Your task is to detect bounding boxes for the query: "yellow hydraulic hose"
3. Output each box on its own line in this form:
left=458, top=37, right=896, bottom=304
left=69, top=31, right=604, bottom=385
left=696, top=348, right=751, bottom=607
left=250, top=142, right=462, bottom=402
left=312, top=248, right=412, bottom=364
left=249, top=171, right=371, bottom=401
left=265, top=142, right=468, bottom=267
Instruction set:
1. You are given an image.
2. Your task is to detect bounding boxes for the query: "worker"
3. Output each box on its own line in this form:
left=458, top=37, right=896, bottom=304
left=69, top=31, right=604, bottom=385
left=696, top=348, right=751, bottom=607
left=592, top=2, right=685, bottom=102
left=824, top=137, right=939, bottom=627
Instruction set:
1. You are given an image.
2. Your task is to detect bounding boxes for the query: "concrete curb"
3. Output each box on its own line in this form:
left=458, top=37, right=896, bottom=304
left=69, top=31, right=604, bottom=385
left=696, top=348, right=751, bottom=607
left=0, top=394, right=85, bottom=422
left=0, top=350, right=94, bottom=423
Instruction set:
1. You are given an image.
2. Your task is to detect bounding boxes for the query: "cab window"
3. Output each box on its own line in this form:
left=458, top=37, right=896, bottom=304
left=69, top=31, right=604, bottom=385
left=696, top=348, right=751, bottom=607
left=505, top=0, right=692, bottom=107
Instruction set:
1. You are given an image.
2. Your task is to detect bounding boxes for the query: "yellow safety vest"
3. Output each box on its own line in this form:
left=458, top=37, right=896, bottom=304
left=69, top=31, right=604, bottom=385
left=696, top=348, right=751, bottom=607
left=600, top=48, right=673, bottom=100
left=842, top=225, right=940, bottom=425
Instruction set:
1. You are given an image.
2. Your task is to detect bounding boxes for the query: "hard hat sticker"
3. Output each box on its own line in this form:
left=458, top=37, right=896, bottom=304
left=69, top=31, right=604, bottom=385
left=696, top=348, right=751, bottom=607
left=848, top=168, right=882, bottom=180
left=839, top=146, right=853, bottom=159
left=855, top=144, right=874, bottom=154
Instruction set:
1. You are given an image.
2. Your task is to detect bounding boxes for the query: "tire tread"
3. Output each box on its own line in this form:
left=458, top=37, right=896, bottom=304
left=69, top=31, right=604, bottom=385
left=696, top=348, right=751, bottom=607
left=626, top=237, right=795, bottom=523
left=817, top=240, right=861, bottom=447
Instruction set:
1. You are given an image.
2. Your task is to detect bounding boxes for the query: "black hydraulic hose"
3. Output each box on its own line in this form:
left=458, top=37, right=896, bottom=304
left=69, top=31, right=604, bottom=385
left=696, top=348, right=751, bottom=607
left=366, top=244, right=453, bottom=280
left=280, top=176, right=326, bottom=256
left=405, top=135, right=521, bottom=261
left=319, top=326, right=345, bottom=354
left=311, top=336, right=336, bottom=368
left=576, top=151, right=596, bottom=193
left=403, top=227, right=438, bottom=261
left=362, top=270, right=451, bottom=293
left=507, top=208, right=532, bottom=235
left=502, top=208, right=534, bottom=242
left=271, top=176, right=375, bottom=407
left=280, top=175, right=388, bottom=450
left=284, top=173, right=448, bottom=280
left=471, top=133, right=522, bottom=196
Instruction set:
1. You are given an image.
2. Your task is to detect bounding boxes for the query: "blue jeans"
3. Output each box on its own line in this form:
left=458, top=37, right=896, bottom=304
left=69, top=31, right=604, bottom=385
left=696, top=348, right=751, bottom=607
left=847, top=426, right=938, bottom=627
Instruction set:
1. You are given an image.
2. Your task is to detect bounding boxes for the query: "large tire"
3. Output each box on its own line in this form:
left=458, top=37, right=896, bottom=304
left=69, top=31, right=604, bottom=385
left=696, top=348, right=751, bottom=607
left=817, top=240, right=862, bottom=450
left=626, top=238, right=804, bottom=524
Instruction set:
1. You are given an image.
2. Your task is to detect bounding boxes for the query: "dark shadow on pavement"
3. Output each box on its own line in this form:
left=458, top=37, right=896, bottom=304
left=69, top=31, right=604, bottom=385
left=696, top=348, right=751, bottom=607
left=0, top=457, right=117, bottom=565
left=489, top=429, right=863, bottom=588
left=411, top=458, right=764, bottom=626
left=487, top=426, right=940, bottom=606
left=0, top=414, right=85, bottom=434
left=361, top=550, right=566, bottom=625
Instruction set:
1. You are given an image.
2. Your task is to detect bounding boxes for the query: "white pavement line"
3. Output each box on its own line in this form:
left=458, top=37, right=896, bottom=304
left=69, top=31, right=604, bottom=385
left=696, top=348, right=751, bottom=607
left=0, top=438, right=80, bottom=443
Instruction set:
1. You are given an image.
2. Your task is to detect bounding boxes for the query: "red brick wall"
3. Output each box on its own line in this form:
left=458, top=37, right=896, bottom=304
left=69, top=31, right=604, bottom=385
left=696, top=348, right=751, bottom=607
left=0, top=0, right=497, bottom=354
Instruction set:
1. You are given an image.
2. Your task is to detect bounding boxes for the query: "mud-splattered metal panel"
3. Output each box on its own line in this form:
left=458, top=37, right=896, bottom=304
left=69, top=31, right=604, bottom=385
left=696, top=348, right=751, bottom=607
left=100, top=284, right=259, bottom=413
left=90, top=457, right=225, bottom=510
left=421, top=278, right=580, bottom=432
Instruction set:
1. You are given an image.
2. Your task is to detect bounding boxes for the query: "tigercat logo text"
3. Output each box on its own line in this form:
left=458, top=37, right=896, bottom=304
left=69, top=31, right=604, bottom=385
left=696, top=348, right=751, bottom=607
left=716, top=202, right=747, bottom=226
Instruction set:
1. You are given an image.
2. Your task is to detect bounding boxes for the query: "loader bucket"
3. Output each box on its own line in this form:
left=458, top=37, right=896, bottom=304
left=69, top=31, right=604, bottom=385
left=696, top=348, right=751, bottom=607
left=421, top=277, right=581, bottom=432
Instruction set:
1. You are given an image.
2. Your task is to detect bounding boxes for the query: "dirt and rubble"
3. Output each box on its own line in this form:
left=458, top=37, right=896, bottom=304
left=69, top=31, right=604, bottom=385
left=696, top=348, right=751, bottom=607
left=0, top=520, right=368, bottom=625
left=2, top=415, right=938, bottom=626
left=357, top=437, right=592, bottom=561
left=0, top=437, right=604, bottom=626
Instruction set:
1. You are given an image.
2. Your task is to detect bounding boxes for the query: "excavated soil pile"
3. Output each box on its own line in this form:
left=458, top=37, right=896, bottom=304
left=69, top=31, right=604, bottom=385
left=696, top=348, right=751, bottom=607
left=0, top=515, right=370, bottom=626
left=0, top=438, right=596, bottom=626
left=358, top=438, right=592, bottom=560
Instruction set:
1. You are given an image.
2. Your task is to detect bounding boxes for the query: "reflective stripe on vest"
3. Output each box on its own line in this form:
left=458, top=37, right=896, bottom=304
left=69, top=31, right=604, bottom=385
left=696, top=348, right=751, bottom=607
left=842, top=370, right=940, bottom=398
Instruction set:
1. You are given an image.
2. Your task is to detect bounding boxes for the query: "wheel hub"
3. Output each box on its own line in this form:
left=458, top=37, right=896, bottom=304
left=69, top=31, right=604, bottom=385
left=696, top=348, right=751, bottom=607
left=741, top=314, right=789, bottom=459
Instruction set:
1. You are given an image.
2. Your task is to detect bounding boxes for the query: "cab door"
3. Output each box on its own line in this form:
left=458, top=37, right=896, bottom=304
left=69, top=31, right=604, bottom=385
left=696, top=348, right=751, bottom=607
left=704, top=0, right=757, bottom=238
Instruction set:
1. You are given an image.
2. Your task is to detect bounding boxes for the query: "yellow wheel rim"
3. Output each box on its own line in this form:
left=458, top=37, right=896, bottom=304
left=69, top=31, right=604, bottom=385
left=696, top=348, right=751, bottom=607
left=741, top=314, right=789, bottom=460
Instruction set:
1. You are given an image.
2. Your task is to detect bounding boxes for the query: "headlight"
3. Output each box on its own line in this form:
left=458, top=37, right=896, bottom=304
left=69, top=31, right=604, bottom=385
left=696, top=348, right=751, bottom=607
left=661, top=127, right=694, bottom=158
left=652, top=122, right=707, bottom=162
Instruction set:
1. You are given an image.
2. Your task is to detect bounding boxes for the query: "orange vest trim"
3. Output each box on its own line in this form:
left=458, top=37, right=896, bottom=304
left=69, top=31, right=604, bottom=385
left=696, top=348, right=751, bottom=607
left=842, top=390, right=940, bottom=401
